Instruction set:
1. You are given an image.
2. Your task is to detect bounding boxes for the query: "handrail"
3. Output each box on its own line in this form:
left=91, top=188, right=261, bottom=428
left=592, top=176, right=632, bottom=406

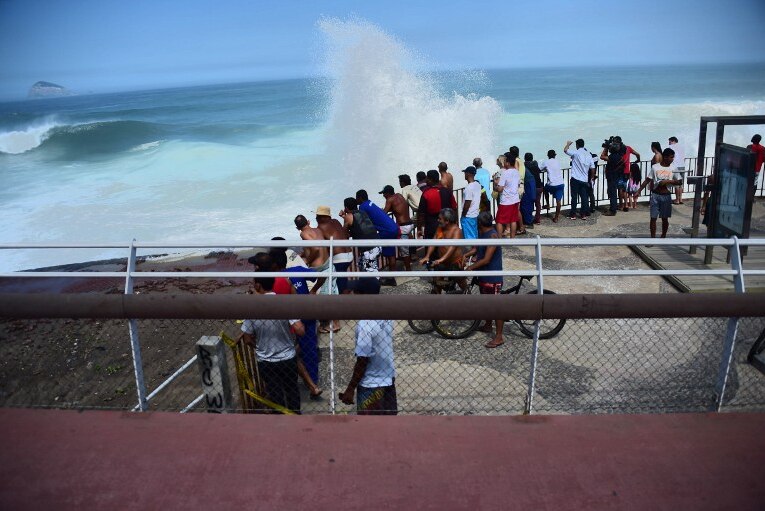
left=0, top=237, right=762, bottom=282
left=1, top=292, right=763, bottom=320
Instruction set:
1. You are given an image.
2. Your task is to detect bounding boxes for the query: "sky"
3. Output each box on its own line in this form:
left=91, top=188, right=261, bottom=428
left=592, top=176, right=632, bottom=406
left=1, top=0, right=764, bottom=100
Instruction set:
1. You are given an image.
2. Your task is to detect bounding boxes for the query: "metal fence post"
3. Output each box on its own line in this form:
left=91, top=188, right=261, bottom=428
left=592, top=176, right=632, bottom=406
left=715, top=237, right=746, bottom=412
left=328, top=236, right=337, bottom=414
left=524, top=236, right=544, bottom=414
left=124, top=240, right=148, bottom=412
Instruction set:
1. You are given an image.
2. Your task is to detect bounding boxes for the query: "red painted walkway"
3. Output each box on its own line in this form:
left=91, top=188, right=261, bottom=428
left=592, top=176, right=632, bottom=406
left=0, top=409, right=763, bottom=510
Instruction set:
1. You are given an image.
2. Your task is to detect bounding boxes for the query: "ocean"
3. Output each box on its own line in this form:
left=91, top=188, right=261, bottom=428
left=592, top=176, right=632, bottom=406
left=1, top=21, right=764, bottom=271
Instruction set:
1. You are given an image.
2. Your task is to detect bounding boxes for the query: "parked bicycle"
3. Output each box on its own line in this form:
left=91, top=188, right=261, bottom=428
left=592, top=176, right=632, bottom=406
left=407, top=263, right=566, bottom=340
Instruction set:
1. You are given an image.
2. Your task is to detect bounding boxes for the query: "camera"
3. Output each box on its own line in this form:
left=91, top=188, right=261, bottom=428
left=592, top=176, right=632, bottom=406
left=602, top=136, right=621, bottom=152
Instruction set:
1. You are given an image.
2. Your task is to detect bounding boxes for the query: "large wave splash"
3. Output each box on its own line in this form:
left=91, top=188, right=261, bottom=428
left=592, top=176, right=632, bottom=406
left=317, top=18, right=502, bottom=180
left=0, top=121, right=60, bottom=154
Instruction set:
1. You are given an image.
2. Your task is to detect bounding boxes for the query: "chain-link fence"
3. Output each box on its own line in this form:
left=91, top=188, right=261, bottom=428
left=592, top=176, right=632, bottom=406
left=2, top=312, right=763, bottom=415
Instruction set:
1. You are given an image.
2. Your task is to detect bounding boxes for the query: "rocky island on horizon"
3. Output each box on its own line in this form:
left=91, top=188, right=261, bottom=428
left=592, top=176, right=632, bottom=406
left=27, top=81, right=74, bottom=99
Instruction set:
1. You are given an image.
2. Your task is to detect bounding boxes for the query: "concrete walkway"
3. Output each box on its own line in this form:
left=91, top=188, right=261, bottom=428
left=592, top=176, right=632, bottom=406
left=0, top=408, right=763, bottom=510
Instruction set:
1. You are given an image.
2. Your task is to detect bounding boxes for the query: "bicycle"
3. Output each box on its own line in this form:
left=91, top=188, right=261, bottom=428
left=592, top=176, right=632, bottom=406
left=407, top=265, right=566, bottom=340
left=407, top=261, right=476, bottom=336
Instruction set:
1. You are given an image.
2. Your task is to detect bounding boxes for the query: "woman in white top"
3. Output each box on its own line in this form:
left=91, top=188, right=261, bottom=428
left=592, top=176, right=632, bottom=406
left=493, top=154, right=522, bottom=237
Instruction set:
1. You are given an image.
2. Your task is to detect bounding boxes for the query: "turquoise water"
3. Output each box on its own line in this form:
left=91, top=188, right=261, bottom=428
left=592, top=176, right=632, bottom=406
left=1, top=21, right=764, bottom=271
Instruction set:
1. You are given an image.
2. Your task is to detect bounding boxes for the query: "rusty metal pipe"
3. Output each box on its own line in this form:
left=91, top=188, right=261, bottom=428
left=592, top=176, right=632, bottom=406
left=0, top=293, right=763, bottom=320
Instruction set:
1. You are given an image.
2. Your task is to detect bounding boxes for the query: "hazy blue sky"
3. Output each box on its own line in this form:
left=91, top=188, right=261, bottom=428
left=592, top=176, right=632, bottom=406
left=1, top=0, right=763, bottom=99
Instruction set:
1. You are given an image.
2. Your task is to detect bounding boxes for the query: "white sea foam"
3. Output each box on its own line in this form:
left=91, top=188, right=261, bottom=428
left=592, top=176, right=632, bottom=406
left=129, top=140, right=162, bottom=152
left=0, top=120, right=59, bottom=154
left=317, top=18, right=502, bottom=190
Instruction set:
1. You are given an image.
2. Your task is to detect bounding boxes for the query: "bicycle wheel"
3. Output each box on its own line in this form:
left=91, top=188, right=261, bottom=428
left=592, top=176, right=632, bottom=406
left=407, top=319, right=435, bottom=334
left=433, top=279, right=480, bottom=339
left=515, top=289, right=566, bottom=339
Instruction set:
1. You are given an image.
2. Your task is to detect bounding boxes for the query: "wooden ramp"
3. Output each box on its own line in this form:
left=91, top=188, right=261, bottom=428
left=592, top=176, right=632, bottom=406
left=631, top=242, right=765, bottom=293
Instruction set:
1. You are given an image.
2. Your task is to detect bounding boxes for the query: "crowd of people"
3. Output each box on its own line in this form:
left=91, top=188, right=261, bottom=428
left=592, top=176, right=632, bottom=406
left=238, top=133, right=764, bottom=415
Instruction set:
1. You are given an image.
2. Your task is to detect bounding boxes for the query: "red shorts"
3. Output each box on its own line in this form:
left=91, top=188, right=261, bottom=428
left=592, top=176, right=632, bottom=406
left=479, top=282, right=502, bottom=294
left=495, top=203, right=520, bottom=224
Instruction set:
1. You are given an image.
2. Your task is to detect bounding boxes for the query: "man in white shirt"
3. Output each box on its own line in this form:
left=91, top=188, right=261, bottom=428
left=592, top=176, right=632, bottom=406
left=339, top=278, right=397, bottom=415
left=668, top=136, right=686, bottom=205
left=460, top=166, right=482, bottom=239
left=564, top=139, right=595, bottom=219
left=637, top=148, right=681, bottom=239
left=398, top=174, right=422, bottom=214
left=539, top=149, right=564, bottom=223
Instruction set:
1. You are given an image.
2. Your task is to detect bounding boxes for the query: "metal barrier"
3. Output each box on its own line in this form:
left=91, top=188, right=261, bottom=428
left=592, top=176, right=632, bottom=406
left=1, top=237, right=764, bottom=415
left=452, top=157, right=765, bottom=217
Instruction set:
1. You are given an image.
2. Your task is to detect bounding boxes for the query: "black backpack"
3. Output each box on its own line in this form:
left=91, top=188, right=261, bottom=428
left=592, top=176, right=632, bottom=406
left=351, top=210, right=379, bottom=240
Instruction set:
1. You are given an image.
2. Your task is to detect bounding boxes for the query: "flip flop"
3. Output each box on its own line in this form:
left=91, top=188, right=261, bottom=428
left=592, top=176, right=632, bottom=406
left=318, top=326, right=330, bottom=334
left=485, top=339, right=505, bottom=349
left=310, top=389, right=323, bottom=400
left=331, top=326, right=341, bottom=333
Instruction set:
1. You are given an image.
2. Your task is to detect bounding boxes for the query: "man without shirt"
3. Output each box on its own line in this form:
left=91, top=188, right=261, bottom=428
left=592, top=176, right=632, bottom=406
left=315, top=206, right=351, bottom=333
left=637, top=147, right=681, bottom=239
left=438, top=161, right=453, bottom=190
left=381, top=184, right=414, bottom=271
left=460, top=166, right=481, bottom=240
left=295, top=214, right=338, bottom=296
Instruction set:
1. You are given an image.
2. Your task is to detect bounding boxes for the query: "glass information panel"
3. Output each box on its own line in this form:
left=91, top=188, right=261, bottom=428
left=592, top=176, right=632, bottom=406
left=713, top=144, right=755, bottom=238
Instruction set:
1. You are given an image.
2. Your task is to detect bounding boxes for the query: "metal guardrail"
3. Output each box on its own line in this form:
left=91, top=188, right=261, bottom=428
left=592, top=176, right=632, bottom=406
left=453, top=156, right=764, bottom=217
left=1, top=236, right=764, bottom=415
left=2, top=236, right=764, bottom=281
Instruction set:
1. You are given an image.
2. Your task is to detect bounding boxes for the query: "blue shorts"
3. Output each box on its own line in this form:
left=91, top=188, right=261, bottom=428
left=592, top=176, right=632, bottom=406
left=379, top=230, right=398, bottom=257
left=650, top=193, right=673, bottom=219
left=544, top=184, right=564, bottom=201
left=461, top=216, right=478, bottom=239
left=616, top=177, right=628, bottom=190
